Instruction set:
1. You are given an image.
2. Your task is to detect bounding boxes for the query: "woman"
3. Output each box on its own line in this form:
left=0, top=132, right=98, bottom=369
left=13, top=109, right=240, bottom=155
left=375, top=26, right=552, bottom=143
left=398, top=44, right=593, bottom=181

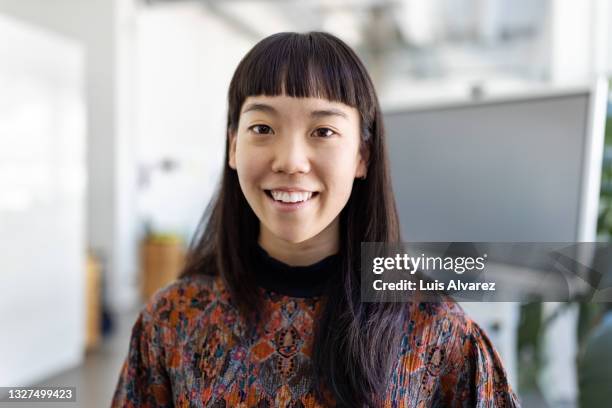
left=112, top=31, right=520, bottom=407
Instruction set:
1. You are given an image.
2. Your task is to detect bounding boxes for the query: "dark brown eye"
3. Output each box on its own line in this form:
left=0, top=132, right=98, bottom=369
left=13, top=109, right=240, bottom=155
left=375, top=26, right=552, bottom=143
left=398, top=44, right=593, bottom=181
left=250, top=124, right=272, bottom=134
left=314, top=128, right=336, bottom=138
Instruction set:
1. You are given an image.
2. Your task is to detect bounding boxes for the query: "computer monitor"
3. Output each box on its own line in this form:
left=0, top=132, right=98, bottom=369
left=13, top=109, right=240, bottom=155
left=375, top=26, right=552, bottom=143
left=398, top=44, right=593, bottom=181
left=383, top=81, right=608, bottom=243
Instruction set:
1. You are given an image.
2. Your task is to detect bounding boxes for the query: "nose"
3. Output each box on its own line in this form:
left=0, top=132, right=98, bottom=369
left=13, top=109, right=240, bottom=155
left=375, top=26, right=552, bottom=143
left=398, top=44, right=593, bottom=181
left=271, top=134, right=311, bottom=175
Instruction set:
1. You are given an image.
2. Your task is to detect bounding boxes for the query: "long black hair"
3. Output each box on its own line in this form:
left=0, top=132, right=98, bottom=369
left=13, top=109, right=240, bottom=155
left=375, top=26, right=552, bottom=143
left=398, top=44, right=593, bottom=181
left=181, top=31, right=406, bottom=407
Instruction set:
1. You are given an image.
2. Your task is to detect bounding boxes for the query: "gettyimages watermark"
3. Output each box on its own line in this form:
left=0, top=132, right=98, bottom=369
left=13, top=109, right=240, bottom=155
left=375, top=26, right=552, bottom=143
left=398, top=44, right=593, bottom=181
left=361, top=242, right=612, bottom=302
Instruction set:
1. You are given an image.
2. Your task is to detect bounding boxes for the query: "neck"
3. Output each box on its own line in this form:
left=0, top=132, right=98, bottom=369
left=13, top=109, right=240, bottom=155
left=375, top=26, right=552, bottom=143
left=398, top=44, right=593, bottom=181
left=258, top=217, right=340, bottom=266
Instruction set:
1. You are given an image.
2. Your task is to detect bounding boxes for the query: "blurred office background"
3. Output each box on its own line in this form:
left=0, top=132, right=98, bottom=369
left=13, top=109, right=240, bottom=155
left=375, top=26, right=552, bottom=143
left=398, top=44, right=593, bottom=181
left=1, top=0, right=612, bottom=407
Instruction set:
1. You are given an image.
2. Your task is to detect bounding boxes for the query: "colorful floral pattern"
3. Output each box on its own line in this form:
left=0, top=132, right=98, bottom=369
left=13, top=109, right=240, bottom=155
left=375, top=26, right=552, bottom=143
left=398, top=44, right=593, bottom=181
left=112, top=274, right=520, bottom=407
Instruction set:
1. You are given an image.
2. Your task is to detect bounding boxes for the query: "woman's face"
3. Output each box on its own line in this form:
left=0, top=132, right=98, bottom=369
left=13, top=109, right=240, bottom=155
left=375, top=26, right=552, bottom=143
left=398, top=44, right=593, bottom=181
left=229, top=95, right=367, bottom=256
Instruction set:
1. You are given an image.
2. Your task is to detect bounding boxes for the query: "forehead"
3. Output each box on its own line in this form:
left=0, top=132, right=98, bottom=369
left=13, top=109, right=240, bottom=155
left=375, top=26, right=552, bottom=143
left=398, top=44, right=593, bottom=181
left=240, top=95, right=358, bottom=119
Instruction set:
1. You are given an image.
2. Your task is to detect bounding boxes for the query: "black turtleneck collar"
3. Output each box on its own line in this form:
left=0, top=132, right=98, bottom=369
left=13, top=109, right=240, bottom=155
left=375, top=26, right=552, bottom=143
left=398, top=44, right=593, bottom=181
left=252, top=242, right=340, bottom=298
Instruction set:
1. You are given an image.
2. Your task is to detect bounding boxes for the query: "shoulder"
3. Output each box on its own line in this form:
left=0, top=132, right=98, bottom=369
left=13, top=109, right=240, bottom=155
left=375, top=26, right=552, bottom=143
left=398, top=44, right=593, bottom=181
left=397, top=299, right=520, bottom=406
left=406, top=297, right=508, bottom=363
left=401, top=297, right=502, bottom=375
left=405, top=296, right=477, bottom=343
left=141, top=274, right=225, bottom=328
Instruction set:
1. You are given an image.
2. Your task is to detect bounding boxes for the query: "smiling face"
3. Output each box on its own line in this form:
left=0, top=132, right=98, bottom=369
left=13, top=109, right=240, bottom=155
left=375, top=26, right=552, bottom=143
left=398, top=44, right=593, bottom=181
left=228, top=95, right=368, bottom=264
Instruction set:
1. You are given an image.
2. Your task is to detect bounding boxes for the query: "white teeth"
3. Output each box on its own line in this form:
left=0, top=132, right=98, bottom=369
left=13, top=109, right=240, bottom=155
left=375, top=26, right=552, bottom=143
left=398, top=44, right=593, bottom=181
left=270, top=190, right=314, bottom=203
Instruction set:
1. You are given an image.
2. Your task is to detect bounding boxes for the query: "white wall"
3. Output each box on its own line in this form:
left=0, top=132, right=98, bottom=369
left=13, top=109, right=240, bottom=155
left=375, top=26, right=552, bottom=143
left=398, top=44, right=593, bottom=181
left=542, top=0, right=612, bottom=83
left=135, top=3, right=253, bottom=240
left=0, top=14, right=85, bottom=386
left=0, top=0, right=140, bottom=312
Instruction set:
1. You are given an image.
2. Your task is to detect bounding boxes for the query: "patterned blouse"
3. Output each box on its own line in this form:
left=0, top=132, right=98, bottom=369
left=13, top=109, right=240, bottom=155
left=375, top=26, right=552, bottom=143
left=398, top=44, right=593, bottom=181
left=112, top=245, right=520, bottom=407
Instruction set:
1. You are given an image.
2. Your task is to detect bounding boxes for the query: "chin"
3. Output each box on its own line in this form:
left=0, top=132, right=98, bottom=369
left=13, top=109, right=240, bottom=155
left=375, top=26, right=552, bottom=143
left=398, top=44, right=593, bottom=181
left=271, top=228, right=314, bottom=244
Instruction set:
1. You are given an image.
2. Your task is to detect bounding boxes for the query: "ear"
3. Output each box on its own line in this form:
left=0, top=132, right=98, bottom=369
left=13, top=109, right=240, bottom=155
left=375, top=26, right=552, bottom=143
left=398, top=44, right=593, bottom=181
left=356, top=144, right=370, bottom=179
left=228, top=130, right=237, bottom=170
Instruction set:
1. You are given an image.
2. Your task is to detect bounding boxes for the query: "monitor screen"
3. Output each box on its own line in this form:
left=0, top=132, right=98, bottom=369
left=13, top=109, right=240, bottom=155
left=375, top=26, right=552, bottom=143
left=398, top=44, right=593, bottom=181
left=384, top=93, right=591, bottom=242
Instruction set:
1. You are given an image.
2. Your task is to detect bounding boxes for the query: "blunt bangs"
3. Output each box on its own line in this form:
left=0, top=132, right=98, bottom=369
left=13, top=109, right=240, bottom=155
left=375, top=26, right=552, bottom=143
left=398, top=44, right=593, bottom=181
left=227, top=32, right=375, bottom=134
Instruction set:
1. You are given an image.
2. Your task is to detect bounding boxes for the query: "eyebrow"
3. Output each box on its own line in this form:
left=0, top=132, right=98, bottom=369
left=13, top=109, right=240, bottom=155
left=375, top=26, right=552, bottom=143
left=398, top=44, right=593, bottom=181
left=242, top=103, right=278, bottom=116
left=241, top=103, right=348, bottom=120
left=311, top=108, right=348, bottom=120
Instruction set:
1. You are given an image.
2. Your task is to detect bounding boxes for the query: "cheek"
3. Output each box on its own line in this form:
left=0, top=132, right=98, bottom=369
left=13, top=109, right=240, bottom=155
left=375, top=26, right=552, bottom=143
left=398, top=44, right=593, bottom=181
left=235, top=146, right=267, bottom=193
left=234, top=162, right=269, bottom=229
left=319, top=149, right=359, bottom=200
